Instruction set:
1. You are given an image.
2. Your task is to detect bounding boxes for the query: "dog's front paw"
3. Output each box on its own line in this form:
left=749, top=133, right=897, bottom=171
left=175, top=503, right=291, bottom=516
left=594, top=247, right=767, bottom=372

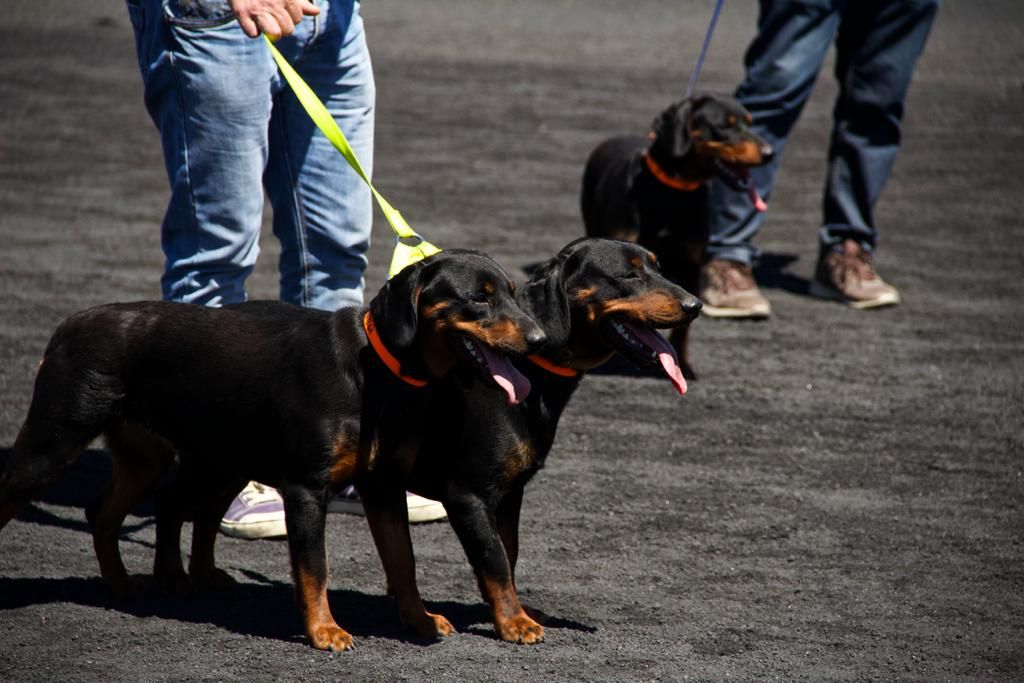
left=405, top=610, right=455, bottom=639
left=496, top=612, right=545, bottom=644
left=309, top=622, right=355, bottom=652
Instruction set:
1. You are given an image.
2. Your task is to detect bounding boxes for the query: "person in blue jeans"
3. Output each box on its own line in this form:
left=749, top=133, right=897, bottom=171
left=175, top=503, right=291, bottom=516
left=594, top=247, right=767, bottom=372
left=699, top=0, right=939, bottom=318
left=127, top=0, right=445, bottom=538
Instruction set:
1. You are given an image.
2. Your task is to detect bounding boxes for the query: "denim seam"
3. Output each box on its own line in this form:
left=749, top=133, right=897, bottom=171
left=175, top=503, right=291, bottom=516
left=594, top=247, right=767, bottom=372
left=164, top=15, right=234, bottom=29
left=274, top=90, right=313, bottom=308
left=166, top=46, right=202, bottom=283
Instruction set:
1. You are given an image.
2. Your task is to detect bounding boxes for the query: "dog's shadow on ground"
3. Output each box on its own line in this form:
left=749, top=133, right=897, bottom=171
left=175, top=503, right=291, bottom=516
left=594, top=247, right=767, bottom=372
left=0, top=448, right=595, bottom=645
left=0, top=573, right=593, bottom=645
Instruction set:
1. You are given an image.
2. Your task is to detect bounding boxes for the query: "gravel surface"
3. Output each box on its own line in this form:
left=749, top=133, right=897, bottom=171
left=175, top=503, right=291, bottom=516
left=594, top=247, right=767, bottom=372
left=1, top=1, right=1022, bottom=680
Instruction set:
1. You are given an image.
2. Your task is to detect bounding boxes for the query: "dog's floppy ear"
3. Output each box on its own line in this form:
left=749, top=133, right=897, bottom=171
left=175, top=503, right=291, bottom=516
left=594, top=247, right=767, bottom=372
left=650, top=99, right=693, bottom=158
left=368, top=260, right=425, bottom=355
left=521, top=252, right=570, bottom=351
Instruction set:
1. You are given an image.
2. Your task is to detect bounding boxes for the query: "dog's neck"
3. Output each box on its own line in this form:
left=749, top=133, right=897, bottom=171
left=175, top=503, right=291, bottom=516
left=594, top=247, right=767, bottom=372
left=361, top=310, right=431, bottom=388
left=642, top=133, right=710, bottom=191
left=517, top=277, right=613, bottom=377
left=641, top=152, right=703, bottom=192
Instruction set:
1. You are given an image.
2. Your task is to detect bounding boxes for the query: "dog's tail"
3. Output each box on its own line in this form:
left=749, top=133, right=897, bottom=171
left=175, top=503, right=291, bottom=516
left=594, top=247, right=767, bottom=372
left=0, top=423, right=96, bottom=530
left=0, top=348, right=115, bottom=530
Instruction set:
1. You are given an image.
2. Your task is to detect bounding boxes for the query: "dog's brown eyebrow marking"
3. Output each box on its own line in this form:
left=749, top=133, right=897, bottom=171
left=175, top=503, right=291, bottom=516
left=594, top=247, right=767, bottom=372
left=573, top=287, right=595, bottom=302
left=483, top=281, right=494, bottom=295
left=421, top=301, right=450, bottom=318
left=727, top=114, right=737, bottom=126
left=630, top=255, right=643, bottom=269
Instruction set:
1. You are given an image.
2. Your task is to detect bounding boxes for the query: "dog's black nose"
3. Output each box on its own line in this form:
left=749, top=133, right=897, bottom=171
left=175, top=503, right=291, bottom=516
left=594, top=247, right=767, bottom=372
left=681, top=296, right=703, bottom=322
left=760, top=143, right=774, bottom=163
left=523, top=325, right=546, bottom=347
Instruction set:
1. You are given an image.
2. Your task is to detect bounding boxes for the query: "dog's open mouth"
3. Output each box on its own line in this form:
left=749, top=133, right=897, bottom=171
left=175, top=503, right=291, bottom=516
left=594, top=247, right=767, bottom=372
left=601, top=318, right=687, bottom=395
left=712, top=159, right=767, bottom=213
left=456, top=334, right=531, bottom=406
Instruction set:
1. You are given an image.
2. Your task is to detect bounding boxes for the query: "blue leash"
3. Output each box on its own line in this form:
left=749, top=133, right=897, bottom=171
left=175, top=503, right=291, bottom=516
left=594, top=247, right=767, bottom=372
left=684, top=0, right=727, bottom=98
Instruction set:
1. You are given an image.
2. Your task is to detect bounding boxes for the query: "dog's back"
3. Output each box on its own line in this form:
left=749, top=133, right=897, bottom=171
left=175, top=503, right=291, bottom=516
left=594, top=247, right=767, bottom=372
left=582, top=134, right=710, bottom=290
left=581, top=135, right=648, bottom=241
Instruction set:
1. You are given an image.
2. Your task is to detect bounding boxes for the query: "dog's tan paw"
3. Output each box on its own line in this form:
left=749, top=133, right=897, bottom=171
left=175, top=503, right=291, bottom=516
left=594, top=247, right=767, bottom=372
left=496, top=612, right=545, bottom=644
left=404, top=610, right=455, bottom=639
left=309, top=623, right=355, bottom=652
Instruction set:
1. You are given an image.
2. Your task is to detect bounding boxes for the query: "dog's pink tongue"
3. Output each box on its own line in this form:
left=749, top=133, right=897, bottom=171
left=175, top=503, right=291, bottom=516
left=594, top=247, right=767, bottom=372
left=749, top=184, right=767, bottom=212
left=477, top=344, right=532, bottom=405
left=623, top=323, right=687, bottom=396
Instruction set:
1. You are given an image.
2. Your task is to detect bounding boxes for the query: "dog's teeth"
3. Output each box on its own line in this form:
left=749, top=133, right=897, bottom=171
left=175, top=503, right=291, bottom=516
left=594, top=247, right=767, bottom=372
left=462, top=337, right=485, bottom=363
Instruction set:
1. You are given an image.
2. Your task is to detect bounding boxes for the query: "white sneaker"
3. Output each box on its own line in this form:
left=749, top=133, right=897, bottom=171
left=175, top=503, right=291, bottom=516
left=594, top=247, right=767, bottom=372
left=328, top=485, right=447, bottom=523
left=219, top=481, right=287, bottom=539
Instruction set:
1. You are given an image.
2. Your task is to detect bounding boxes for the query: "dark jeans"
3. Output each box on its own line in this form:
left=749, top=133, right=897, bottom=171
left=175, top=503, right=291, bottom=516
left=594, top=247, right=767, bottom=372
left=706, top=0, right=939, bottom=265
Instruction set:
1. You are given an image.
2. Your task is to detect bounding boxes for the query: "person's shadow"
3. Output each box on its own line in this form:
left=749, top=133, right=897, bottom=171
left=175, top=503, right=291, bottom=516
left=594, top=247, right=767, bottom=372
left=752, top=251, right=809, bottom=296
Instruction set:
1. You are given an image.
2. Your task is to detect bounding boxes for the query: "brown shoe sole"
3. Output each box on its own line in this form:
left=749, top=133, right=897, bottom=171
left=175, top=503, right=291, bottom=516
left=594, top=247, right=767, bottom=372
left=808, top=279, right=901, bottom=309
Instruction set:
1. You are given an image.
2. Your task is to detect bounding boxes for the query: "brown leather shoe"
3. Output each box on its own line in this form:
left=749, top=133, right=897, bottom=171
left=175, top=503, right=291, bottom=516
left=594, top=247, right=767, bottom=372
left=810, top=239, right=900, bottom=309
left=699, top=259, right=771, bottom=318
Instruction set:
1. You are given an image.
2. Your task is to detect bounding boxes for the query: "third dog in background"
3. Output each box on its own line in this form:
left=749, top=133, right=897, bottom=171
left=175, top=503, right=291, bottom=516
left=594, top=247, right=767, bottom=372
left=581, top=95, right=773, bottom=377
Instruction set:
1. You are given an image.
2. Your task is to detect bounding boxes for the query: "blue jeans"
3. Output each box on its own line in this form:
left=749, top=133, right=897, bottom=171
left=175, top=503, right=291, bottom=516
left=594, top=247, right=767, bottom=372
left=706, top=0, right=938, bottom=265
left=127, top=0, right=374, bottom=310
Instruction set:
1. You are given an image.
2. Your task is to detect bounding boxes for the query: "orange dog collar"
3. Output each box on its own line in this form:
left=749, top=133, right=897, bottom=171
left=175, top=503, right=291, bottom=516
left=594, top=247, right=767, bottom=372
left=527, top=354, right=579, bottom=378
left=643, top=153, right=703, bottom=192
left=363, top=311, right=429, bottom=388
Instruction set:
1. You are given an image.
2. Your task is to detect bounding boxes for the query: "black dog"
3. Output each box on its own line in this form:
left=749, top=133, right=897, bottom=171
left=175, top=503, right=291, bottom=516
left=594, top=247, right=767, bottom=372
left=364, top=238, right=702, bottom=643
left=581, top=94, right=773, bottom=376
left=0, top=249, right=543, bottom=651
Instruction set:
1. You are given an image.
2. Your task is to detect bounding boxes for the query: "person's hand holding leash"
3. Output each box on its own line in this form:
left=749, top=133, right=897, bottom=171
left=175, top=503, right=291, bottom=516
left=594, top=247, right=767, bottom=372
left=231, top=0, right=319, bottom=39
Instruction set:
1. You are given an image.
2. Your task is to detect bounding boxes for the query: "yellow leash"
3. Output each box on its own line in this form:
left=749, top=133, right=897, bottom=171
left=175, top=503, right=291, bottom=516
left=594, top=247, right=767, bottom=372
left=263, top=35, right=440, bottom=278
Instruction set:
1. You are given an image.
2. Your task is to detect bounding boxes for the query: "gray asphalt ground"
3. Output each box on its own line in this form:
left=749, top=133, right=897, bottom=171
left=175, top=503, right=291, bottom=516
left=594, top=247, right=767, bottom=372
left=1, top=1, right=1022, bottom=680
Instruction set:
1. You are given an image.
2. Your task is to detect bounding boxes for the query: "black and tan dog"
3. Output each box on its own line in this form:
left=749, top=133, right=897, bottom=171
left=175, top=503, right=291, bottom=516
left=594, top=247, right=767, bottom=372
left=0, top=249, right=543, bottom=651
left=365, top=238, right=701, bottom=644
left=581, top=94, right=773, bottom=377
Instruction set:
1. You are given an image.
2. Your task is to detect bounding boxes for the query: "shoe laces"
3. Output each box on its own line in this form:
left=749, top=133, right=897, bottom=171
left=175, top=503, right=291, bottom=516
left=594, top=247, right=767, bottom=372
left=714, top=260, right=757, bottom=292
left=833, top=240, right=878, bottom=284
left=239, top=481, right=282, bottom=505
